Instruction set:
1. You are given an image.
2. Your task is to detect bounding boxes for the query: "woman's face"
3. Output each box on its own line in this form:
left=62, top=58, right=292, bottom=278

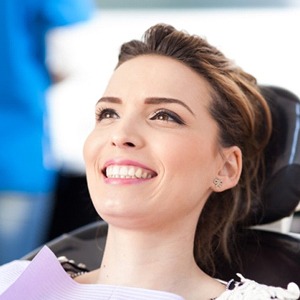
left=84, top=55, right=224, bottom=230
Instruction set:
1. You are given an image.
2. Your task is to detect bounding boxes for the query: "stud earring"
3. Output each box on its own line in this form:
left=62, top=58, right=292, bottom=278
left=213, top=178, right=223, bottom=188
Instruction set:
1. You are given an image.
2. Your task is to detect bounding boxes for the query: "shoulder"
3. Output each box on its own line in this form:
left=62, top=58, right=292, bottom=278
left=0, top=260, right=30, bottom=295
left=216, top=274, right=300, bottom=300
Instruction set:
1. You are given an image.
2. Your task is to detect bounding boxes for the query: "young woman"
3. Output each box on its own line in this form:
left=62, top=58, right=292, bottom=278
left=0, top=24, right=299, bottom=300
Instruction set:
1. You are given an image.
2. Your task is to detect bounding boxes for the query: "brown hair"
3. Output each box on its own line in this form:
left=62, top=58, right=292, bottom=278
left=116, top=24, right=272, bottom=275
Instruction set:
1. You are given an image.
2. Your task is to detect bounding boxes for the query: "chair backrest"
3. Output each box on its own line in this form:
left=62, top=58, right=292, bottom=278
left=24, top=220, right=107, bottom=271
left=24, top=219, right=300, bottom=287
left=215, top=85, right=300, bottom=286
left=215, top=228, right=300, bottom=287
left=24, top=86, right=300, bottom=287
left=247, top=85, right=300, bottom=225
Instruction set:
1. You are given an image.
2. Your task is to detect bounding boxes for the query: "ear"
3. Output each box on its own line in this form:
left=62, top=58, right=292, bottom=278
left=212, top=146, right=242, bottom=192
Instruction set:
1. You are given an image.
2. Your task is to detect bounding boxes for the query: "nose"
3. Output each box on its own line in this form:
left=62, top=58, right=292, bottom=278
left=110, top=119, right=144, bottom=149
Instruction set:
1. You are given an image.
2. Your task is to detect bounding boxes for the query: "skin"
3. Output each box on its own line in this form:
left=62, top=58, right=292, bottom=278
left=82, top=55, right=242, bottom=300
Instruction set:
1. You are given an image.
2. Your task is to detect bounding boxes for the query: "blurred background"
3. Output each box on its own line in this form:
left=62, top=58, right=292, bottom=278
left=1, top=0, right=300, bottom=262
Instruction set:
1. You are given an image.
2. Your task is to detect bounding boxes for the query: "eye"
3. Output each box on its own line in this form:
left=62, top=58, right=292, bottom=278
left=150, top=109, right=185, bottom=125
left=96, top=108, right=119, bottom=122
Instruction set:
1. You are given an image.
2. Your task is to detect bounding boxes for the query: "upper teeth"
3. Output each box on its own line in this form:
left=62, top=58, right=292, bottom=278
left=105, top=165, right=154, bottom=179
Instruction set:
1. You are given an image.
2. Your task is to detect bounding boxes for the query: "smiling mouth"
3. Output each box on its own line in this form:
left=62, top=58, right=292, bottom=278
left=103, top=165, right=157, bottom=179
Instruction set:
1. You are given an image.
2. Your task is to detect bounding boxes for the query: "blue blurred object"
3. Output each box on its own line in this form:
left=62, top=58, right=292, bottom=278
left=0, top=0, right=94, bottom=264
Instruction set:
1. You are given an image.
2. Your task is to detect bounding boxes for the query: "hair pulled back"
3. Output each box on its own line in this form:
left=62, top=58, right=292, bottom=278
left=116, top=24, right=272, bottom=275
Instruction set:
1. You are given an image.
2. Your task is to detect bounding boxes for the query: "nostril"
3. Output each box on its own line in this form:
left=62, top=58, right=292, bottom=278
left=111, top=136, right=137, bottom=148
left=125, top=142, right=135, bottom=147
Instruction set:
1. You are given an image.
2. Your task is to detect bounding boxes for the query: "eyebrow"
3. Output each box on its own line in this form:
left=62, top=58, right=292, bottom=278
left=97, top=96, right=195, bottom=116
left=97, top=97, right=121, bottom=104
left=145, top=97, right=195, bottom=116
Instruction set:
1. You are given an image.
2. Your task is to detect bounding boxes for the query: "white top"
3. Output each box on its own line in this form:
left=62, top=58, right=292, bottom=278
left=0, top=246, right=299, bottom=300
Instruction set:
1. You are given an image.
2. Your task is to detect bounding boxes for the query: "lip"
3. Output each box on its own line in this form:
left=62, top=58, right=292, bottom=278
left=101, top=159, right=157, bottom=184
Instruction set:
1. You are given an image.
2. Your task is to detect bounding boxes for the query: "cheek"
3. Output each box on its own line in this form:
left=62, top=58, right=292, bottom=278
left=83, top=130, right=102, bottom=166
left=163, top=135, right=217, bottom=186
left=83, top=133, right=96, bottom=189
left=83, top=133, right=103, bottom=210
left=83, top=135, right=90, bottom=164
left=164, top=136, right=206, bottom=167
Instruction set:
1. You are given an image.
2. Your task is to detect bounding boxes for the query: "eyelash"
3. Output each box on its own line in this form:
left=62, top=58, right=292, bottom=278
left=95, top=107, right=185, bottom=125
left=96, top=107, right=119, bottom=121
left=149, top=109, right=185, bottom=125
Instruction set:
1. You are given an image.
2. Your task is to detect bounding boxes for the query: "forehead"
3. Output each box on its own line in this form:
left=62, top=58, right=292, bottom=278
left=104, top=55, right=213, bottom=107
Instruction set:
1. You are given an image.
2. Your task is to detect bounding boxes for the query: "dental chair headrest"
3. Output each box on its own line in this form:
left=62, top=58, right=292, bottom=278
left=247, top=86, right=300, bottom=226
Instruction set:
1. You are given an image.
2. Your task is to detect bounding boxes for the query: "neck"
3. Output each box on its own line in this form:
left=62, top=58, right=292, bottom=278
left=95, top=220, right=207, bottom=296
